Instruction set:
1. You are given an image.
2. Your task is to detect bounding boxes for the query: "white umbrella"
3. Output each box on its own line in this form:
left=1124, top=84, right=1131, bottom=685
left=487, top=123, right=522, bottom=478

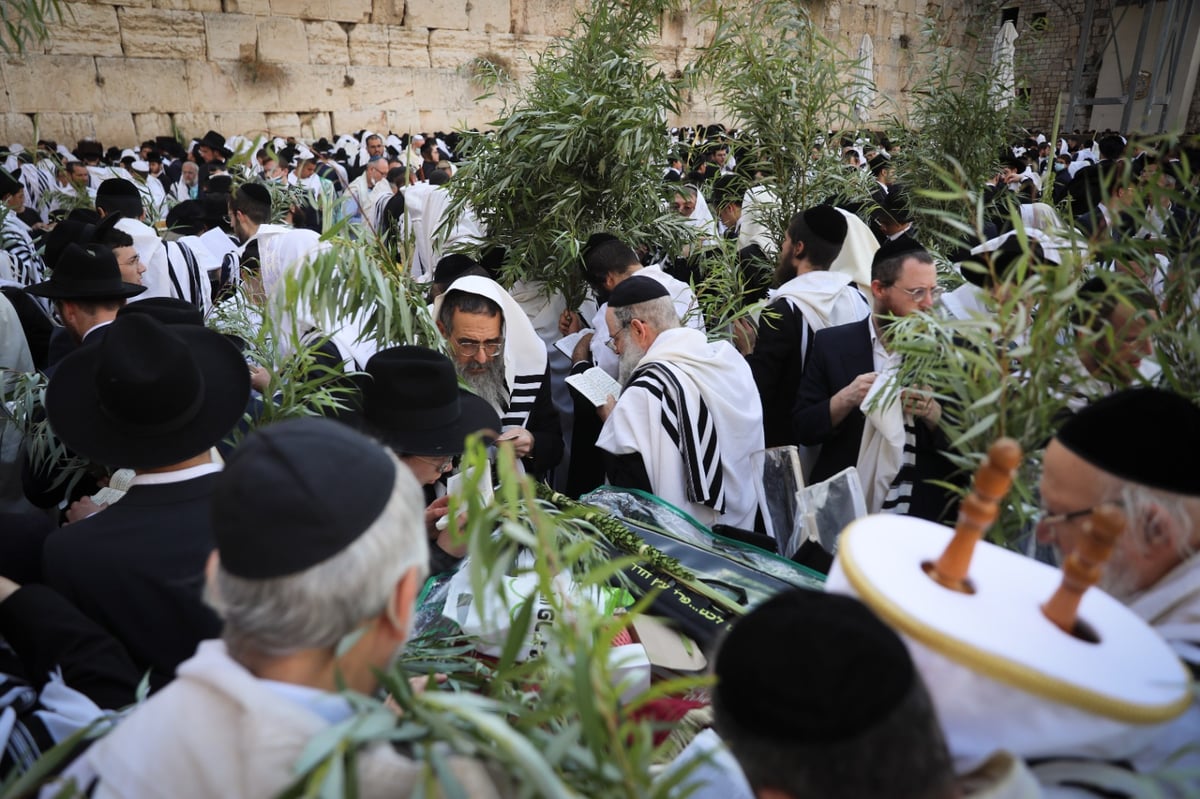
left=991, top=21, right=1019, bottom=111
left=853, top=34, right=875, bottom=124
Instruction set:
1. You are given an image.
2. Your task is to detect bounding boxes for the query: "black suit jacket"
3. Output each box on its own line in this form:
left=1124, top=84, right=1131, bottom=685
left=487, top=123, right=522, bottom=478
left=792, top=317, right=874, bottom=484
left=41, top=474, right=222, bottom=689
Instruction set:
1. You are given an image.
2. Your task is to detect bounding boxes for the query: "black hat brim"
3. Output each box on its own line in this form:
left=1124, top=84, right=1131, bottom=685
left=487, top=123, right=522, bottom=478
left=371, top=389, right=501, bottom=457
left=45, top=326, right=250, bottom=469
left=25, top=280, right=146, bottom=300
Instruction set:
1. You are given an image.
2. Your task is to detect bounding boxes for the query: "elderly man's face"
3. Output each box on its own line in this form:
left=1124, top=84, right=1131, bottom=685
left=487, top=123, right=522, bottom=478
left=366, top=160, right=389, bottom=187
left=446, top=309, right=503, bottom=374
left=181, top=163, right=199, bottom=186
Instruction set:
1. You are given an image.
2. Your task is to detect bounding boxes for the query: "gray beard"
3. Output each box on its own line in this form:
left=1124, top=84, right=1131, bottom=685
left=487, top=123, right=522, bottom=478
left=462, top=357, right=510, bottom=414
left=617, top=340, right=646, bottom=386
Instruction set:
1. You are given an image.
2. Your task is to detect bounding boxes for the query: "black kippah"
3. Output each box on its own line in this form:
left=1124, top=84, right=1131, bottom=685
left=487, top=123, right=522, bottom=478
left=803, top=204, right=848, bottom=247
left=872, top=234, right=926, bottom=270
left=211, top=417, right=398, bottom=579
left=1056, top=388, right=1200, bottom=496
left=238, top=182, right=272, bottom=208
left=96, top=178, right=140, bottom=199
left=0, top=169, right=21, bottom=197
left=434, top=253, right=480, bottom=285
left=608, top=275, right=669, bottom=308
left=714, top=590, right=914, bottom=743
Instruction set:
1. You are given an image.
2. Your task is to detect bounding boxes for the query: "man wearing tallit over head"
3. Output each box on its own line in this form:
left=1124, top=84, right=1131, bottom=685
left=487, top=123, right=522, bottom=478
left=431, top=276, right=563, bottom=481
left=596, top=276, right=766, bottom=531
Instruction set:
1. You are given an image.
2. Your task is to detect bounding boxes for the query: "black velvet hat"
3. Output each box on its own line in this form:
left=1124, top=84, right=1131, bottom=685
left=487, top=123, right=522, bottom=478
left=212, top=417, right=398, bottom=579
left=42, top=217, right=98, bottom=272
left=45, top=313, right=250, bottom=469
left=0, top=169, right=21, bottom=198
left=433, top=253, right=482, bottom=286
left=1055, top=388, right=1200, bottom=496
left=199, top=130, right=231, bottom=158
left=96, top=178, right=140, bottom=202
left=608, top=275, right=669, bottom=308
left=713, top=589, right=915, bottom=743
left=25, top=243, right=146, bottom=301
left=803, top=204, right=848, bottom=246
left=871, top=234, right=926, bottom=271
left=359, top=345, right=500, bottom=456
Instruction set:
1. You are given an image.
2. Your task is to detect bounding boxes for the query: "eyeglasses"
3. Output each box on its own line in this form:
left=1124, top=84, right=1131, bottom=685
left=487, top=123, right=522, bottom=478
left=1038, top=501, right=1121, bottom=528
left=891, top=285, right=945, bottom=302
left=413, top=454, right=456, bottom=473
left=605, top=324, right=635, bottom=353
left=455, top=338, right=504, bottom=357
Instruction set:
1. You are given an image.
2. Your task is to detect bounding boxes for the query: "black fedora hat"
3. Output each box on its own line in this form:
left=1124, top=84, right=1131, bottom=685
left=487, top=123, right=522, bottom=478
left=199, top=130, right=231, bottom=158
left=25, top=243, right=146, bottom=301
left=359, top=345, right=500, bottom=456
left=42, top=217, right=98, bottom=272
left=45, top=314, right=250, bottom=469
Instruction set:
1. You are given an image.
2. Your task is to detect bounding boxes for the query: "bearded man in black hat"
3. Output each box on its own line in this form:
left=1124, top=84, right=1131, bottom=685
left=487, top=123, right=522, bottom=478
left=794, top=237, right=958, bottom=523
left=52, top=417, right=505, bottom=798
left=40, top=313, right=250, bottom=687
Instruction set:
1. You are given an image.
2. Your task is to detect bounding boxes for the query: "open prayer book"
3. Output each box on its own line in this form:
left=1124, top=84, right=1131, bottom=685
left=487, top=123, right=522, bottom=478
left=566, top=366, right=622, bottom=407
left=554, top=328, right=594, bottom=359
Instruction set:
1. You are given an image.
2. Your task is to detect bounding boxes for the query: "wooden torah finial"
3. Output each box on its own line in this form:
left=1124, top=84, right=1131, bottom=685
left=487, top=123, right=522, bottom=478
left=1041, top=504, right=1125, bottom=636
left=925, top=437, right=1023, bottom=593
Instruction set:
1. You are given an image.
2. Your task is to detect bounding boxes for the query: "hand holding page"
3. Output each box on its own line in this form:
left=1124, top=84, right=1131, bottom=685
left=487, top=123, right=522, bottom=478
left=555, top=328, right=594, bottom=359
left=566, top=366, right=622, bottom=408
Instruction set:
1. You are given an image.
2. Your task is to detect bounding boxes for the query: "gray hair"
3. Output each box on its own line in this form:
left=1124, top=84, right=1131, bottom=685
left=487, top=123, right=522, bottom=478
left=612, top=294, right=680, bottom=334
left=207, top=458, right=430, bottom=658
left=1116, top=482, right=1199, bottom=559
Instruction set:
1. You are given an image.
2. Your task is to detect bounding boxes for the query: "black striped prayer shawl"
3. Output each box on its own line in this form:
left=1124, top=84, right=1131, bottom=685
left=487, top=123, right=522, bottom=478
left=626, top=361, right=726, bottom=513
left=164, top=240, right=207, bottom=311
left=500, top=371, right=543, bottom=431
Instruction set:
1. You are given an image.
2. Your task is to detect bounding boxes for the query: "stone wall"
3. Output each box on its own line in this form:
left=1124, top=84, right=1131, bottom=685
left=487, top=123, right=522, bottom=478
left=0, top=0, right=938, bottom=147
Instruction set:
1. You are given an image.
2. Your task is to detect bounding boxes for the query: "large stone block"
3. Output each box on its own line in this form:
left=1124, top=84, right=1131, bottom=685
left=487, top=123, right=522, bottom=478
left=296, top=110, right=333, bottom=139
left=3, top=55, right=100, bottom=113
left=306, top=20, right=349, bottom=64
left=151, top=0, right=222, bottom=10
left=407, top=0, right=468, bottom=31
left=369, top=0, right=404, bottom=25
left=256, top=16, right=308, bottom=63
left=0, top=114, right=36, bottom=145
left=204, top=13, right=258, bottom=62
left=389, top=30, right=431, bottom=69
left=511, top=0, right=580, bottom=36
left=327, top=0, right=371, bottom=23
left=468, top=0, right=510, bottom=33
left=96, top=57, right=192, bottom=112
left=264, top=111, right=302, bottom=136
left=347, top=24, right=389, bottom=66
left=341, top=65, right=416, bottom=109
left=35, top=112, right=138, bottom=148
left=269, top=0, right=328, bottom=20
left=133, top=111, right=174, bottom=141
left=223, top=0, right=270, bottom=13
left=118, top=8, right=207, bottom=59
left=429, top=29, right=494, bottom=70
left=331, top=109, right=391, bottom=134
left=172, top=111, right=269, bottom=140
left=89, top=0, right=151, bottom=8
left=273, top=63, right=354, bottom=110
left=185, top=59, right=279, bottom=112
left=44, top=4, right=122, bottom=57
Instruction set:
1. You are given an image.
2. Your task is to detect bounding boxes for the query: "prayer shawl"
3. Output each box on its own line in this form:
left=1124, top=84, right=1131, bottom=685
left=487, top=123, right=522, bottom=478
left=114, top=217, right=172, bottom=301
left=597, top=327, right=764, bottom=530
left=770, top=270, right=870, bottom=373
left=856, top=361, right=908, bottom=514
left=163, top=238, right=214, bottom=313
left=0, top=211, right=46, bottom=288
left=738, top=185, right=777, bottom=257
left=404, top=185, right=484, bottom=282
left=588, top=265, right=705, bottom=378
left=431, top=275, right=547, bottom=431
left=830, top=207, right=880, bottom=293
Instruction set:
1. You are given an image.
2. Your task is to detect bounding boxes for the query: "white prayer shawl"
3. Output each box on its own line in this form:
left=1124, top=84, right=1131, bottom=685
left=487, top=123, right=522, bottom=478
left=171, top=179, right=198, bottom=203
left=407, top=186, right=485, bottom=282
left=0, top=292, right=32, bottom=375
left=830, top=207, right=879, bottom=293
left=940, top=282, right=990, bottom=322
left=114, top=217, right=172, bottom=301
left=597, top=327, right=765, bottom=530
left=510, top=280, right=566, bottom=349
left=770, top=270, right=871, bottom=371
left=738, top=185, right=777, bottom=257
left=431, top=275, right=548, bottom=432
left=166, top=236, right=218, bottom=313
left=588, top=265, right=705, bottom=378
left=19, top=162, right=53, bottom=223
left=857, top=361, right=906, bottom=514
left=0, top=211, right=46, bottom=288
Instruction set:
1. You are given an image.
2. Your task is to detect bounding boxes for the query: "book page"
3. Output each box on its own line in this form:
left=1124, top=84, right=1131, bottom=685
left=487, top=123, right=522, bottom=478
left=555, top=328, right=594, bottom=359
left=566, top=366, right=622, bottom=407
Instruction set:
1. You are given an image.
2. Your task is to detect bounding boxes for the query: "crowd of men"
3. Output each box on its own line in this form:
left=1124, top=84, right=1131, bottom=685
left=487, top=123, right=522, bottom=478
left=0, top=123, right=1197, bottom=797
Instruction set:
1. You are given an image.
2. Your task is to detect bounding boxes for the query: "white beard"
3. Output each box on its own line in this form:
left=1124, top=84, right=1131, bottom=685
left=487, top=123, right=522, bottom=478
left=461, top=356, right=509, bottom=414
left=617, top=340, right=646, bottom=386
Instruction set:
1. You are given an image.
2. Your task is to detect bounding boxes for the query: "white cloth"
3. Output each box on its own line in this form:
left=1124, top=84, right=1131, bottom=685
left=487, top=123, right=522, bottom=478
left=738, top=185, right=777, bottom=257
left=597, top=327, right=765, bottom=530
left=830, top=208, right=879, bottom=293
left=404, top=184, right=485, bottom=282
left=51, top=640, right=500, bottom=799
left=772, top=270, right=871, bottom=341
left=657, top=729, right=754, bottom=799
left=431, top=275, right=548, bottom=430
left=940, top=282, right=991, bottom=322
left=588, top=266, right=704, bottom=378
left=857, top=363, right=905, bottom=513
left=114, top=217, right=172, bottom=301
